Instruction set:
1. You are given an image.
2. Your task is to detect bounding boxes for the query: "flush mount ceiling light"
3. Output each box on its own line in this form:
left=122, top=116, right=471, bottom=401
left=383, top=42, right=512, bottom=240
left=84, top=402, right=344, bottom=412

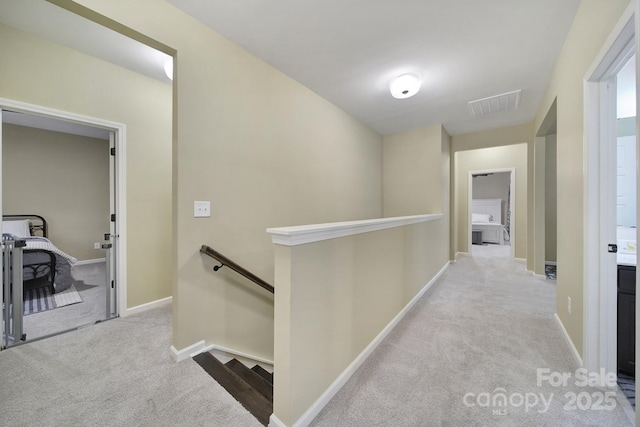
left=389, top=74, right=421, bottom=99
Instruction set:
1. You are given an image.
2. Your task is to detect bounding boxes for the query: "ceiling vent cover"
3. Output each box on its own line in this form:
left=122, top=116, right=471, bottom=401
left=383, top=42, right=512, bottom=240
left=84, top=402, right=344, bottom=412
left=468, top=89, right=521, bottom=117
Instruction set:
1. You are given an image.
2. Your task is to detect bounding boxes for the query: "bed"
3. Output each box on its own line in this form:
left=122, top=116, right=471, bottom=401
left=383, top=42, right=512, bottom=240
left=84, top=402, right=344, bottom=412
left=2, top=215, right=77, bottom=294
left=472, top=199, right=509, bottom=245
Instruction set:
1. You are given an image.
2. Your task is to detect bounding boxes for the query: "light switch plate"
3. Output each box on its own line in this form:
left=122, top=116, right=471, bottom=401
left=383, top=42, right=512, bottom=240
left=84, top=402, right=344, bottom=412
left=194, top=201, right=211, bottom=217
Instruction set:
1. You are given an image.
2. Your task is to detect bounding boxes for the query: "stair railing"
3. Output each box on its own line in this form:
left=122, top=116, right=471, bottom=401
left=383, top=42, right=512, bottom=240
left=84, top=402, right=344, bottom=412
left=200, top=245, right=274, bottom=294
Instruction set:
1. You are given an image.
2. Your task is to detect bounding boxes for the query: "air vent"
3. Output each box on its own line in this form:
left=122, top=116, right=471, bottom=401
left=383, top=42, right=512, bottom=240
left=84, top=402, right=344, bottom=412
left=468, top=89, right=521, bottom=117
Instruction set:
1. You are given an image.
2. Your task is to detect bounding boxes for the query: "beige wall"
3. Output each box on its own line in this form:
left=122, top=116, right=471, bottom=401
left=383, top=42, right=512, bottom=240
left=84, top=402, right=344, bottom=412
left=0, top=22, right=173, bottom=308
left=69, top=0, right=384, bottom=358
left=383, top=124, right=447, bottom=216
left=272, top=123, right=451, bottom=425
left=451, top=121, right=531, bottom=259
left=451, top=123, right=533, bottom=262
left=533, top=0, right=632, bottom=359
left=274, top=219, right=449, bottom=425
left=545, top=134, right=557, bottom=262
left=3, top=124, right=109, bottom=261
left=454, top=144, right=528, bottom=258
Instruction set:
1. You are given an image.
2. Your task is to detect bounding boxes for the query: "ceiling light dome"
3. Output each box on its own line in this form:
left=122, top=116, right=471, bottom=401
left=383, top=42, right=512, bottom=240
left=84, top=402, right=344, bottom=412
left=390, top=74, right=421, bottom=99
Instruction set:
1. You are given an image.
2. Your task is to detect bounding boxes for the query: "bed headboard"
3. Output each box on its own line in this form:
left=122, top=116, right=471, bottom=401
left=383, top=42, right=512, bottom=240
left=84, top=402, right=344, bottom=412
left=2, top=214, right=48, bottom=237
left=472, top=199, right=502, bottom=224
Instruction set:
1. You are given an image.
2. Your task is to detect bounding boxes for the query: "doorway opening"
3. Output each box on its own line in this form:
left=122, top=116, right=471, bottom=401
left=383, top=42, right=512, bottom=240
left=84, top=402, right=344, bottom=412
left=534, top=99, right=558, bottom=279
left=0, top=99, right=126, bottom=348
left=468, top=168, right=515, bottom=260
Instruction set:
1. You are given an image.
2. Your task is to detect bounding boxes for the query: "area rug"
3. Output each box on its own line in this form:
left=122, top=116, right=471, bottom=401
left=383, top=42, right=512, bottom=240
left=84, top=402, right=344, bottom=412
left=618, top=373, right=635, bottom=408
left=23, top=283, right=82, bottom=315
left=23, top=286, right=55, bottom=315
left=53, top=283, right=83, bottom=308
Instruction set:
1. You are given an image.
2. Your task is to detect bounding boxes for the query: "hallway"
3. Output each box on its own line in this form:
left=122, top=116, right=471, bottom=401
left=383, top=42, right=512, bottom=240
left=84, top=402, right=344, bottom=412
left=310, top=248, right=634, bottom=426
left=0, top=248, right=634, bottom=426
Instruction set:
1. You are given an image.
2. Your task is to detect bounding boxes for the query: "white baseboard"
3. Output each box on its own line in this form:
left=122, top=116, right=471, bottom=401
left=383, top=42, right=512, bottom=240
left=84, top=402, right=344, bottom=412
left=171, top=340, right=206, bottom=362
left=170, top=340, right=275, bottom=369
left=124, top=296, right=172, bottom=317
left=269, top=414, right=287, bottom=427
left=554, top=313, right=583, bottom=367
left=284, top=261, right=450, bottom=427
left=74, top=258, right=106, bottom=266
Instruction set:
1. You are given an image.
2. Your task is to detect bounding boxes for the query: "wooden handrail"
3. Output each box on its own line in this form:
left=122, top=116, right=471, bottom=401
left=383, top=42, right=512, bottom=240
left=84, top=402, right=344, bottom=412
left=200, top=245, right=274, bottom=294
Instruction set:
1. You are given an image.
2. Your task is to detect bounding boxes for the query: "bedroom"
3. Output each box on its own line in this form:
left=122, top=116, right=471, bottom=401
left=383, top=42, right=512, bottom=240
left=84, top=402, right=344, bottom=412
left=1, top=115, right=115, bottom=344
left=471, top=171, right=512, bottom=251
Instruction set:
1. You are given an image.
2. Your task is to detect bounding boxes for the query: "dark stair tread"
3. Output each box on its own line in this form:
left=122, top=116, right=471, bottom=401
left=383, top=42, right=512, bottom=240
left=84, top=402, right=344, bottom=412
left=193, top=352, right=272, bottom=426
left=251, top=365, right=274, bottom=385
left=225, top=359, right=273, bottom=401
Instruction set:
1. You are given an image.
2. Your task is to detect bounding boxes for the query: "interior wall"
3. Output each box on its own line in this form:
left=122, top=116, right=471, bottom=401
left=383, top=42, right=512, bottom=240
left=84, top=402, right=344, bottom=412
left=274, top=218, right=449, bottom=426
left=533, top=0, right=632, bottom=360
left=455, top=144, right=527, bottom=258
left=383, top=124, right=447, bottom=217
left=69, top=0, right=384, bottom=358
left=451, top=123, right=533, bottom=262
left=545, top=134, right=557, bottom=262
left=0, top=22, right=173, bottom=308
left=2, top=123, right=109, bottom=261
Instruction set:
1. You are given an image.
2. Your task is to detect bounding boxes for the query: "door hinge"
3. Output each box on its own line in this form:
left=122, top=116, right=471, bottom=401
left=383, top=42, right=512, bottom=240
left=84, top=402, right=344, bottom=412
left=110, top=214, right=116, bottom=222
left=110, top=147, right=116, bottom=156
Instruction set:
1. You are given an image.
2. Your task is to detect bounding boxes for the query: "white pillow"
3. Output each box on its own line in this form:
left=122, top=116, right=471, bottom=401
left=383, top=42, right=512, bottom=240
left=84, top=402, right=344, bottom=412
left=472, top=213, right=493, bottom=223
left=3, top=220, right=31, bottom=237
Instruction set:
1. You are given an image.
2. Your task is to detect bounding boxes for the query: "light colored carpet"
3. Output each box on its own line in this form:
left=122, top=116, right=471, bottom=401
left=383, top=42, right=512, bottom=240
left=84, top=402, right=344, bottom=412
left=22, top=262, right=109, bottom=340
left=310, top=245, right=635, bottom=426
left=0, top=305, right=262, bottom=427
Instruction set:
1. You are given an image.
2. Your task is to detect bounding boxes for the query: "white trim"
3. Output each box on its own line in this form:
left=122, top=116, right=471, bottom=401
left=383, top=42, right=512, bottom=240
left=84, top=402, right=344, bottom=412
left=74, top=258, right=106, bottom=266
left=0, top=97, right=128, bottom=319
left=171, top=339, right=206, bottom=363
left=281, top=262, right=450, bottom=427
left=267, top=214, right=443, bottom=246
left=204, top=344, right=274, bottom=371
left=554, top=313, right=583, bottom=367
left=582, top=3, right=636, bottom=375
left=124, top=295, right=172, bottom=317
left=170, top=340, right=274, bottom=369
left=269, top=414, right=287, bottom=427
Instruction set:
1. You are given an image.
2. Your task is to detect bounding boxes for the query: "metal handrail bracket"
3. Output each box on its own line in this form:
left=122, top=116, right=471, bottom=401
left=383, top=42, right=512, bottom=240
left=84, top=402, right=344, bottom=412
left=200, top=245, right=274, bottom=294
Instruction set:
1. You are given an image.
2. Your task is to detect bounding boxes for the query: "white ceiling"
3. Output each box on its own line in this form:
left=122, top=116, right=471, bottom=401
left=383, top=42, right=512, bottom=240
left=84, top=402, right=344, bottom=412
left=167, top=0, right=582, bottom=135
left=1, top=0, right=582, bottom=136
